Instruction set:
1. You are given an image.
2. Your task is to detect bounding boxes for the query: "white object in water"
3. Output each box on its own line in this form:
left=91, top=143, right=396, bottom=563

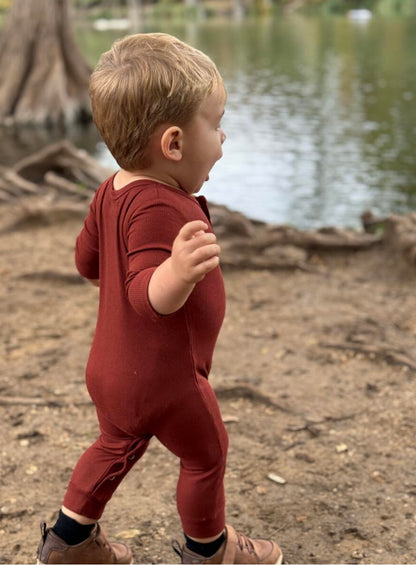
left=93, top=18, right=131, bottom=31
left=347, top=9, right=373, bottom=21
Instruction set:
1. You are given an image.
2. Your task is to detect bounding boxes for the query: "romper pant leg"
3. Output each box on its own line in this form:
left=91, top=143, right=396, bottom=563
left=153, top=375, right=229, bottom=539
left=63, top=412, right=151, bottom=520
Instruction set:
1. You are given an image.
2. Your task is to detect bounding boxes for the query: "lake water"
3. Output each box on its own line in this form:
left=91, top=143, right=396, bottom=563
left=76, top=14, right=416, bottom=228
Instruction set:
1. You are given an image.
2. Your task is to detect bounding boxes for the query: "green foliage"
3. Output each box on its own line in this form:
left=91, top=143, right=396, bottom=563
left=375, top=0, right=416, bottom=16
left=149, top=0, right=200, bottom=20
left=3, top=0, right=412, bottom=20
left=0, top=0, right=11, bottom=12
left=77, top=182, right=89, bottom=194
left=301, top=0, right=416, bottom=15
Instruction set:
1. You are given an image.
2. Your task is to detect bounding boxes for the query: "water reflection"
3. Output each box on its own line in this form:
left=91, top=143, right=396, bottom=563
left=0, top=123, right=100, bottom=166
left=5, top=14, right=415, bottom=229
left=198, top=15, right=416, bottom=228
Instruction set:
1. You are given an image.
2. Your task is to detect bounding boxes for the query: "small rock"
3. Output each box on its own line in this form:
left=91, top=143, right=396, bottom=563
left=267, top=473, right=286, bottom=485
left=371, top=470, right=385, bottom=482
left=222, top=415, right=239, bottom=424
left=116, top=529, right=141, bottom=539
left=351, top=549, right=365, bottom=559
left=336, top=443, right=348, bottom=453
left=25, top=464, right=38, bottom=475
left=296, top=515, right=307, bottom=523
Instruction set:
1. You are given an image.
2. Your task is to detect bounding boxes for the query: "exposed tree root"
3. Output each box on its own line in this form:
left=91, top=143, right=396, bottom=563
left=1, top=140, right=416, bottom=270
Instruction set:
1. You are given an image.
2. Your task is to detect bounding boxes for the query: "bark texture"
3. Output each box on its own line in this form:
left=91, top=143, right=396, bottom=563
left=0, top=0, right=92, bottom=127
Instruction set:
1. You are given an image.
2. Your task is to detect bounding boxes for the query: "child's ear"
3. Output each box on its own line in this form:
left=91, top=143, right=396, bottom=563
left=160, top=126, right=183, bottom=161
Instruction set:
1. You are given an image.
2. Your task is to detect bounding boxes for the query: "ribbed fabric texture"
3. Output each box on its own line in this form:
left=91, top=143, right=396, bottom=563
left=64, top=177, right=228, bottom=537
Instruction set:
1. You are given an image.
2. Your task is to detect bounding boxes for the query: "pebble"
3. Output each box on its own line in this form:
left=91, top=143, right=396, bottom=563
left=267, top=473, right=286, bottom=485
left=222, top=415, right=239, bottom=424
left=25, top=464, right=38, bottom=475
left=296, top=515, right=307, bottom=522
left=116, top=529, right=141, bottom=539
left=336, top=443, right=348, bottom=453
left=371, top=470, right=385, bottom=482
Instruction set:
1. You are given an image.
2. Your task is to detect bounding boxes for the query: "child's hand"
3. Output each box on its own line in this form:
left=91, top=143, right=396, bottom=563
left=147, top=220, right=220, bottom=314
left=171, top=220, right=220, bottom=284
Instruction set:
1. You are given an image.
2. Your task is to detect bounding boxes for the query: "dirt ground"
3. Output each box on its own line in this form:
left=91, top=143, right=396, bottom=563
left=1, top=202, right=416, bottom=565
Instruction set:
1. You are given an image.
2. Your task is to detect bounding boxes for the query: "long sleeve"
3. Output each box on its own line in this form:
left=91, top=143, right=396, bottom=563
left=125, top=199, right=187, bottom=318
left=75, top=195, right=99, bottom=280
left=81, top=178, right=226, bottom=398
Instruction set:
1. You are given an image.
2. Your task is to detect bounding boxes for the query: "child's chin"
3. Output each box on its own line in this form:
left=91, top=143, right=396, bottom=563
left=193, top=181, right=206, bottom=193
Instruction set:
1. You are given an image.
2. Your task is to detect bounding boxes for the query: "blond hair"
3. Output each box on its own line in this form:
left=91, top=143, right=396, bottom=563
left=89, top=33, right=224, bottom=170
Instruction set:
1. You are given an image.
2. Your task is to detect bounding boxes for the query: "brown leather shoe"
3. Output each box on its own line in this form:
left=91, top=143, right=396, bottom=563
left=36, top=521, right=133, bottom=564
left=174, top=524, right=283, bottom=564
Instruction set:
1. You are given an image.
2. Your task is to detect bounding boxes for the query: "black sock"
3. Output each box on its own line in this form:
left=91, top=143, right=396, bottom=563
left=185, top=531, right=226, bottom=558
left=52, top=509, right=95, bottom=545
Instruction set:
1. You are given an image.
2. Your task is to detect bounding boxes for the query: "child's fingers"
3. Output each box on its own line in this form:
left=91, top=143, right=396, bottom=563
left=191, top=243, right=221, bottom=264
left=186, top=232, right=217, bottom=252
left=193, top=255, right=220, bottom=279
left=179, top=220, right=208, bottom=241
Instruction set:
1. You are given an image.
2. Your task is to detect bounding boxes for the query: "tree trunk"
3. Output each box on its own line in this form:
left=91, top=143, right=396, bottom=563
left=0, top=0, right=92, bottom=127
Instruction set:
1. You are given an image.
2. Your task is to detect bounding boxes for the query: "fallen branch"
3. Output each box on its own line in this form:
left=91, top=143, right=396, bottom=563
left=16, top=270, right=85, bottom=285
left=214, top=384, right=291, bottom=412
left=0, top=140, right=113, bottom=203
left=44, top=171, right=93, bottom=198
left=0, top=395, right=92, bottom=407
left=285, top=412, right=361, bottom=439
left=3, top=168, right=39, bottom=194
left=3, top=141, right=416, bottom=271
left=0, top=199, right=89, bottom=233
left=287, top=412, right=359, bottom=431
left=0, top=508, right=28, bottom=520
left=14, top=140, right=111, bottom=185
left=320, top=341, right=416, bottom=372
left=252, top=226, right=381, bottom=251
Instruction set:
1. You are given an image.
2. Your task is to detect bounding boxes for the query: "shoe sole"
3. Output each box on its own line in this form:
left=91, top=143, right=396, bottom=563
left=275, top=551, right=283, bottom=564
left=36, top=557, right=134, bottom=565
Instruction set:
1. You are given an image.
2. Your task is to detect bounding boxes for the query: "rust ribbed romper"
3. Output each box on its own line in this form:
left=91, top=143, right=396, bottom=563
left=63, top=177, right=228, bottom=538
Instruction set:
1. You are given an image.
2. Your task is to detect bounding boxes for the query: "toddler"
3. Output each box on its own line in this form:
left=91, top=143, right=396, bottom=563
left=36, top=33, right=283, bottom=565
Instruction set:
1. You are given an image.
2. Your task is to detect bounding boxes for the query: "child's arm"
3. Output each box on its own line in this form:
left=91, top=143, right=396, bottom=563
left=148, top=220, right=220, bottom=315
left=75, top=195, right=99, bottom=282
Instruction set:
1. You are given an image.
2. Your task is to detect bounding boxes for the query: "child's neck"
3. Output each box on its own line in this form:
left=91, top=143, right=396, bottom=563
left=114, top=169, right=182, bottom=192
